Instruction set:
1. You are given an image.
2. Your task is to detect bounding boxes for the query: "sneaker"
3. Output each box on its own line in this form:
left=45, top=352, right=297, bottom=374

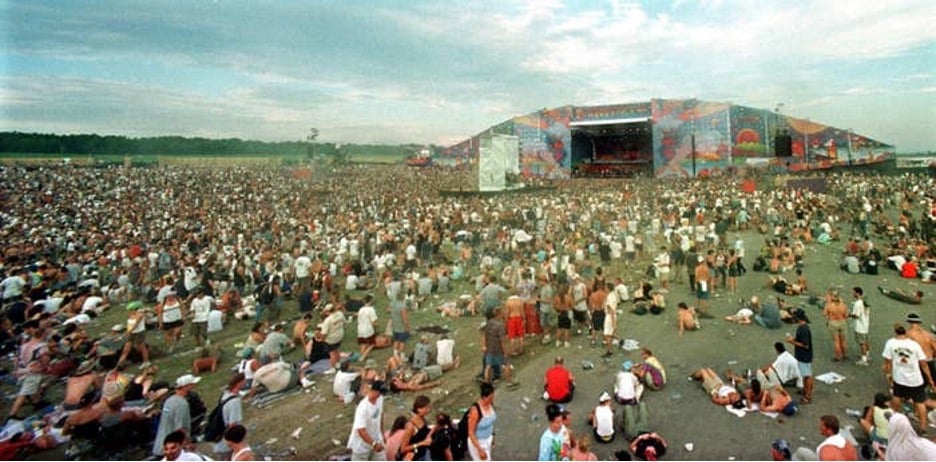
left=564, top=341, right=570, bottom=348
left=138, top=362, right=152, bottom=371
left=323, top=368, right=336, bottom=375
left=855, top=358, right=869, bottom=366
left=556, top=339, right=561, bottom=348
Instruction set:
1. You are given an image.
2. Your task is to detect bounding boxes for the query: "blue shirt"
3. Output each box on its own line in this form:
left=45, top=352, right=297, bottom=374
left=538, top=427, right=565, bottom=461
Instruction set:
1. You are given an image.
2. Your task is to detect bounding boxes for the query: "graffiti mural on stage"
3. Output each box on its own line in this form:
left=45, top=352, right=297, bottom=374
left=514, top=106, right=573, bottom=179
left=446, top=98, right=894, bottom=179
left=651, top=99, right=732, bottom=177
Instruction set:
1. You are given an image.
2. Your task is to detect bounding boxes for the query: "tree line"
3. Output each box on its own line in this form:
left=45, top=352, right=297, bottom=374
left=0, top=131, right=435, bottom=159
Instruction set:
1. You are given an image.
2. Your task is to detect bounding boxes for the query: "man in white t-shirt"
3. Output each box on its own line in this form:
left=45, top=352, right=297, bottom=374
left=589, top=392, right=615, bottom=443
left=347, top=381, right=387, bottom=461
left=189, top=288, right=214, bottom=347
left=356, top=295, right=378, bottom=361
left=81, top=291, right=109, bottom=315
left=849, top=287, right=871, bottom=366
left=882, top=323, right=936, bottom=429
left=436, top=336, right=455, bottom=367
left=294, top=254, right=312, bottom=291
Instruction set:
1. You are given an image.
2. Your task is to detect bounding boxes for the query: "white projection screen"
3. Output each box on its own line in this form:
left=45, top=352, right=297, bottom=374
left=478, top=134, right=519, bottom=192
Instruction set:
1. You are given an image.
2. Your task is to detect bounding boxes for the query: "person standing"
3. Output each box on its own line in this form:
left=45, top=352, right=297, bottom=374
left=153, top=374, right=200, bottom=457
left=693, top=256, right=710, bottom=316
left=224, top=424, right=254, bottom=461
left=189, top=287, right=213, bottom=347
left=399, top=395, right=434, bottom=461
left=849, top=287, right=871, bottom=366
left=538, top=403, right=569, bottom=461
left=786, top=308, right=814, bottom=404
left=882, top=322, right=936, bottom=430
left=823, top=291, right=849, bottom=362
left=213, top=373, right=246, bottom=460
left=602, top=282, right=618, bottom=358
left=346, top=380, right=387, bottom=461
left=390, top=290, right=410, bottom=361
left=467, top=382, right=497, bottom=461
left=482, top=307, right=517, bottom=386
left=117, top=301, right=150, bottom=369
left=356, top=294, right=379, bottom=362
left=537, top=276, right=555, bottom=345
left=904, top=312, right=936, bottom=387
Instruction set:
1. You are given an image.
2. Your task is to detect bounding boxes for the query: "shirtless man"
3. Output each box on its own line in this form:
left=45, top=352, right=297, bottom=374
left=64, top=361, right=100, bottom=410
left=822, top=291, right=849, bottom=362
left=504, top=295, right=525, bottom=356
left=905, top=313, right=936, bottom=384
left=759, top=385, right=793, bottom=413
left=690, top=368, right=743, bottom=407
left=588, top=283, right=607, bottom=346
left=677, top=302, right=699, bottom=335
left=693, top=257, right=710, bottom=315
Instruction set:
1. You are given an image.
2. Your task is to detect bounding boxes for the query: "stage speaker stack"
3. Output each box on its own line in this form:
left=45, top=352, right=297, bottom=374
left=775, top=133, right=793, bottom=157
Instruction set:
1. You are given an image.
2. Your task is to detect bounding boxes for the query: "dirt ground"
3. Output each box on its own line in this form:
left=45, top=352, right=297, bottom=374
left=205, top=229, right=927, bottom=461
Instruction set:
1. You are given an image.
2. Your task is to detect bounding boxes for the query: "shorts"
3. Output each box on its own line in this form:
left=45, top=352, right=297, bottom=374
left=893, top=382, right=927, bottom=403
left=797, top=361, right=812, bottom=378
left=591, top=311, right=605, bottom=332
left=701, top=375, right=724, bottom=396
left=507, top=316, right=525, bottom=339
left=326, top=341, right=342, bottom=352
left=425, top=364, right=443, bottom=381
left=854, top=332, right=869, bottom=345
left=573, top=309, right=589, bottom=324
left=827, top=319, right=846, bottom=336
left=129, top=331, right=147, bottom=345
left=697, top=289, right=709, bottom=300
left=190, top=321, right=208, bottom=338
left=603, top=315, right=615, bottom=336
left=17, top=373, right=44, bottom=397
left=162, top=320, right=183, bottom=330
left=658, top=269, right=670, bottom=283
left=484, top=353, right=505, bottom=377
left=393, top=331, right=411, bottom=343
left=539, top=309, right=553, bottom=330
left=357, top=335, right=376, bottom=345
left=557, top=311, right=572, bottom=329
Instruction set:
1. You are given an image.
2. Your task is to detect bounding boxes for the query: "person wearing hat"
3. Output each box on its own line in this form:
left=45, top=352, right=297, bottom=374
left=904, top=312, right=936, bottom=382
left=117, top=300, right=150, bottom=369
left=786, top=308, right=814, bottom=404
left=346, top=379, right=387, bottom=460
left=770, top=439, right=792, bottom=461
left=882, top=322, right=936, bottom=430
left=589, top=392, right=615, bottom=443
left=152, top=374, right=201, bottom=457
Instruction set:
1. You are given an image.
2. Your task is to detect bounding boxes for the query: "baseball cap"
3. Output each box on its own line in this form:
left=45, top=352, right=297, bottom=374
left=772, top=439, right=792, bottom=460
left=599, top=391, right=612, bottom=402
left=126, top=301, right=143, bottom=311
left=175, top=374, right=202, bottom=388
left=906, top=313, right=922, bottom=324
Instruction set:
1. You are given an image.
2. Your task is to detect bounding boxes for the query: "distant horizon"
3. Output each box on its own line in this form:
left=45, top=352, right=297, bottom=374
left=2, top=1, right=934, bottom=151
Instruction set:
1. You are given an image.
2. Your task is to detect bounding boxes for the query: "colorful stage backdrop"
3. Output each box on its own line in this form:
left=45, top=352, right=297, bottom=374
left=443, top=98, right=894, bottom=179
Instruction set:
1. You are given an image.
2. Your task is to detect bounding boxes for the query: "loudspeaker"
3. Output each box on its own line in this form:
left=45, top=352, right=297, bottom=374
left=775, top=133, right=793, bottom=157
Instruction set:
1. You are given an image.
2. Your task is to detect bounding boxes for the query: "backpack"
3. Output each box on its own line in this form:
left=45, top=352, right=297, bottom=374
left=257, top=283, right=275, bottom=305
left=203, top=394, right=239, bottom=442
left=452, top=403, right=481, bottom=460
left=186, top=391, right=209, bottom=437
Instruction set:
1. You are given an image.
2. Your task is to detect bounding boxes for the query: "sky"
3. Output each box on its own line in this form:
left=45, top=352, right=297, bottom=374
left=1, top=0, right=934, bottom=152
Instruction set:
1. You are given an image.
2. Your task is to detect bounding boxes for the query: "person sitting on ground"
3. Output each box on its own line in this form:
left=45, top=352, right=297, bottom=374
left=385, top=355, right=458, bottom=393
left=690, top=368, right=744, bottom=407
left=246, top=360, right=299, bottom=400
left=543, top=355, right=575, bottom=403
left=752, top=296, right=783, bottom=329
left=332, top=360, right=362, bottom=402
left=570, top=435, right=599, bottom=461
left=628, top=431, right=667, bottom=461
left=631, top=348, right=666, bottom=391
left=588, top=392, right=615, bottom=443
left=64, top=360, right=101, bottom=410
left=878, top=286, right=923, bottom=305
left=858, top=392, right=891, bottom=456
left=767, top=275, right=803, bottom=295
left=614, top=361, right=643, bottom=405
left=648, top=290, right=666, bottom=315
left=677, top=302, right=699, bottom=335
left=741, top=378, right=764, bottom=411
left=759, top=385, right=795, bottom=415
left=882, top=411, right=936, bottom=460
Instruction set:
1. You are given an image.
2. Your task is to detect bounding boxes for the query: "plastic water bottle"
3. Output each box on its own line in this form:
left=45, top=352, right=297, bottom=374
left=846, top=408, right=862, bottom=417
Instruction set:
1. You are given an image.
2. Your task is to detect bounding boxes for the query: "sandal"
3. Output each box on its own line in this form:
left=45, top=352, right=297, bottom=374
left=800, top=397, right=812, bottom=405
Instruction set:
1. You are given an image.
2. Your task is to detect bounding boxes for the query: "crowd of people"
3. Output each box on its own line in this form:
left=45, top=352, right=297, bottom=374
left=0, top=162, right=934, bottom=460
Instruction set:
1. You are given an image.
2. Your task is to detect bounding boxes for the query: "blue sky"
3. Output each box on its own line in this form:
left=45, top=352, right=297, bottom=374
left=1, top=0, right=934, bottom=151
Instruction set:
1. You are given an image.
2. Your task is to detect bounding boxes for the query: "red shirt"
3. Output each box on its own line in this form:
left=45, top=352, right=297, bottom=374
left=545, top=365, right=573, bottom=400
left=901, top=261, right=919, bottom=279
